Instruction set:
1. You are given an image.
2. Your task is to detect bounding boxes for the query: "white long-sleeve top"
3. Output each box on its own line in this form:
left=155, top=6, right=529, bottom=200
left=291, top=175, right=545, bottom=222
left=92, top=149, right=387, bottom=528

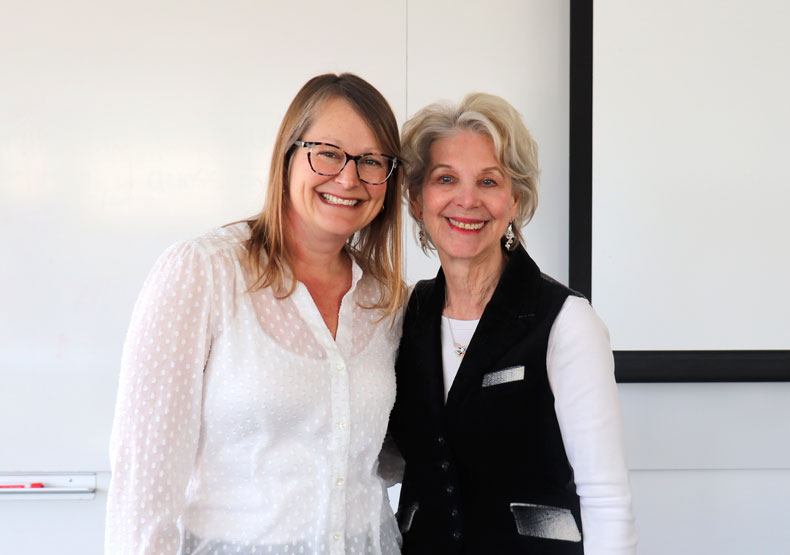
left=441, top=296, right=638, bottom=554
left=106, top=223, right=401, bottom=555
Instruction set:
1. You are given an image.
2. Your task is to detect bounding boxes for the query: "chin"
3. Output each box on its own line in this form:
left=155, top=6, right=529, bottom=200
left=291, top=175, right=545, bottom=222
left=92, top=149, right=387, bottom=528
left=443, top=241, right=501, bottom=260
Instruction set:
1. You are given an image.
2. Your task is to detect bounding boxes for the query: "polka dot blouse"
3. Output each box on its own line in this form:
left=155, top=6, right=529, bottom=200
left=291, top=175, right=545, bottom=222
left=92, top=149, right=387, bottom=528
left=106, top=223, right=402, bottom=555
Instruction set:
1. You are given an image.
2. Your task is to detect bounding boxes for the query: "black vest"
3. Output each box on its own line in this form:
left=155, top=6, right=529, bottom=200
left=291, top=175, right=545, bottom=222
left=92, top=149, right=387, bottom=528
left=389, top=246, right=585, bottom=554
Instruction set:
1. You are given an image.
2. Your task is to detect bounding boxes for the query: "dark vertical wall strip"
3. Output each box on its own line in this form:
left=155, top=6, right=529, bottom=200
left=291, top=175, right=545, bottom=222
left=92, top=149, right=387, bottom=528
left=569, top=0, right=593, bottom=300
left=567, top=1, right=789, bottom=381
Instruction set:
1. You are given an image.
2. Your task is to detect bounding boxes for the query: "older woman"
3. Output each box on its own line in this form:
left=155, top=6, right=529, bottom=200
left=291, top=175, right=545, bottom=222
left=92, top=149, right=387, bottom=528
left=389, top=93, right=637, bottom=554
left=106, top=73, right=406, bottom=555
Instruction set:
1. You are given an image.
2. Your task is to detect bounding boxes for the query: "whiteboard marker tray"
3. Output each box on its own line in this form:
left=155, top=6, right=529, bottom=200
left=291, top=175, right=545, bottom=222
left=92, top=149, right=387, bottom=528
left=0, top=473, right=96, bottom=500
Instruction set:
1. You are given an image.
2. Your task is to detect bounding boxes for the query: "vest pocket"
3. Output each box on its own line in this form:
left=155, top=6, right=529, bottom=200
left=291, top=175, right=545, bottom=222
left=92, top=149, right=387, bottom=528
left=509, top=502, right=581, bottom=542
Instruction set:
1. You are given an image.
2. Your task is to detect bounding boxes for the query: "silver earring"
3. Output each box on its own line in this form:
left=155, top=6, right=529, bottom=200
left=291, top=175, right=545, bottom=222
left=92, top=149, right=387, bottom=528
left=504, top=221, right=515, bottom=250
left=418, top=221, right=428, bottom=249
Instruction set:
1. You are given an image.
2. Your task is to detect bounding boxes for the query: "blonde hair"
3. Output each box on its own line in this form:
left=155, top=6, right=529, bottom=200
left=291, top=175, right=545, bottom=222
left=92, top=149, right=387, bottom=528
left=401, top=92, right=539, bottom=251
left=245, top=73, right=406, bottom=316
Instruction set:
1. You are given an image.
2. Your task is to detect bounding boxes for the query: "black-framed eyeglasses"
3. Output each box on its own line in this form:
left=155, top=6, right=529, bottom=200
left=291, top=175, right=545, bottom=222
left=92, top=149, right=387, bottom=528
left=294, top=140, right=399, bottom=185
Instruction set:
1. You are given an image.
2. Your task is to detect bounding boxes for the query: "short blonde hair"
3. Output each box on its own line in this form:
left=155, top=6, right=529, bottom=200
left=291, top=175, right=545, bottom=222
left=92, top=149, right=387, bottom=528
left=245, top=73, right=406, bottom=316
left=401, top=92, right=539, bottom=250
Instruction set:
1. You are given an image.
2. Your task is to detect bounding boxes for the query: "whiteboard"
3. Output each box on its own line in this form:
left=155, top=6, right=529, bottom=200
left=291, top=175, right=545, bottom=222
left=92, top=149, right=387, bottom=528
left=591, top=0, right=790, bottom=351
left=0, top=0, right=569, bottom=472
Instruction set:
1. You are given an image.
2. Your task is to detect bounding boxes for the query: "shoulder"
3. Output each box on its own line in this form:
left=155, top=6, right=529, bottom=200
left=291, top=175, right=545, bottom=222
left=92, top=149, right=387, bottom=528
left=183, top=221, right=250, bottom=257
left=411, top=277, right=439, bottom=302
left=404, top=277, right=439, bottom=315
left=538, top=272, right=585, bottom=303
left=539, top=272, right=584, bottom=297
left=163, top=222, right=249, bottom=267
left=146, top=223, right=250, bottom=288
left=548, top=295, right=611, bottom=359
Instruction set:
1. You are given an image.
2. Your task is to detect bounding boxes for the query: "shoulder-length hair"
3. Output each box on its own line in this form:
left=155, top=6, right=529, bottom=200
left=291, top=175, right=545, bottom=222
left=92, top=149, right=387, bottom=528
left=401, top=92, right=540, bottom=251
left=245, top=73, right=405, bottom=316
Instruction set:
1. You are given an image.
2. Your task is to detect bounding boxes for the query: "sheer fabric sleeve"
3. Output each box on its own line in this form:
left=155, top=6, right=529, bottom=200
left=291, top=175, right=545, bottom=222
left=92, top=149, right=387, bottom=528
left=378, top=284, right=412, bottom=488
left=546, top=296, right=638, bottom=555
left=106, top=241, right=215, bottom=554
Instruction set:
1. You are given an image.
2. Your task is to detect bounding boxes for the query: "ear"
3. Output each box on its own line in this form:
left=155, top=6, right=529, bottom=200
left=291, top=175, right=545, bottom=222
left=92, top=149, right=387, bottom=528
left=509, top=189, right=521, bottom=221
left=408, top=187, right=424, bottom=220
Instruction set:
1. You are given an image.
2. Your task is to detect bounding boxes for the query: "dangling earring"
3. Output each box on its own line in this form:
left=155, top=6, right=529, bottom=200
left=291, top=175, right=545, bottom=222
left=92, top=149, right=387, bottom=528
left=504, top=221, right=516, bottom=251
left=418, top=221, right=429, bottom=249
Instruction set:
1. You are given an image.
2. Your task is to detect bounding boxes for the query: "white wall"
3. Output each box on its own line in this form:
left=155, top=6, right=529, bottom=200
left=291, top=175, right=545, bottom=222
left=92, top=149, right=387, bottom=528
left=621, top=383, right=790, bottom=553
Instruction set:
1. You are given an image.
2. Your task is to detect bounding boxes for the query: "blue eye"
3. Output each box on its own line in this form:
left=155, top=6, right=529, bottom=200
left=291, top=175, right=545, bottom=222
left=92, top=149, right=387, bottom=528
left=481, top=178, right=497, bottom=187
left=438, top=175, right=454, bottom=184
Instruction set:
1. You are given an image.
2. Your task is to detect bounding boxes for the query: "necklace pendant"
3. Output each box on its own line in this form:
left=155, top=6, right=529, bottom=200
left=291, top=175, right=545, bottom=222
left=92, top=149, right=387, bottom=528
left=454, top=344, right=467, bottom=358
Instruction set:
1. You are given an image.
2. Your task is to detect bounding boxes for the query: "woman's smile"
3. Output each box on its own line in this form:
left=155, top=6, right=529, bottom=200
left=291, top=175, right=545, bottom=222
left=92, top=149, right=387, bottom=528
left=446, top=217, right=487, bottom=231
left=319, top=192, right=361, bottom=207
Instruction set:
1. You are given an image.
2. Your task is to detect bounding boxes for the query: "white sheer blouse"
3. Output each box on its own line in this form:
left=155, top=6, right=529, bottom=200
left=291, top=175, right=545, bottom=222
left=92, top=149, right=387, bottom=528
left=106, top=223, right=401, bottom=555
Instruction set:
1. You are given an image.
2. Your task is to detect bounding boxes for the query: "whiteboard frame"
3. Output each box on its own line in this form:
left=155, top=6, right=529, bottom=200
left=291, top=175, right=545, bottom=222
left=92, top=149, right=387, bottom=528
left=568, top=0, right=790, bottom=382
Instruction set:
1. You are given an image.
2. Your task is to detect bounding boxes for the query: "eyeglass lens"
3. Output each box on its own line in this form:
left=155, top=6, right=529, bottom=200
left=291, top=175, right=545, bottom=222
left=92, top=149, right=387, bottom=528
left=308, top=144, right=393, bottom=184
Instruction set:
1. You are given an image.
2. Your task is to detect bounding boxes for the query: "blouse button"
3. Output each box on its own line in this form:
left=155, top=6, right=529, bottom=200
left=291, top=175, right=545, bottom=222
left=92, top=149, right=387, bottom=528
left=335, top=362, right=346, bottom=371
left=333, top=533, right=341, bottom=541
left=336, top=478, right=345, bottom=486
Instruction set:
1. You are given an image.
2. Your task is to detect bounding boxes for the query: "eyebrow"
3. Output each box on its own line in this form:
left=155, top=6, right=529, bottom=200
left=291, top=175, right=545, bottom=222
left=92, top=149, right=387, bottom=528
left=428, top=164, right=505, bottom=176
left=309, top=138, right=383, bottom=154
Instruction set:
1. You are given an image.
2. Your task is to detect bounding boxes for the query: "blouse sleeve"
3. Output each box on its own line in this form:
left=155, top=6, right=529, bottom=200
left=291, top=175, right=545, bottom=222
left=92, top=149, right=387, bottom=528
left=106, top=241, right=215, bottom=554
left=546, top=296, right=638, bottom=555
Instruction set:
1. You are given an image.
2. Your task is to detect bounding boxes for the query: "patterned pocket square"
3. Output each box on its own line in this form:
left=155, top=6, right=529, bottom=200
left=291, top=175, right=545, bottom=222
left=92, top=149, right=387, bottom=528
left=482, top=365, right=525, bottom=387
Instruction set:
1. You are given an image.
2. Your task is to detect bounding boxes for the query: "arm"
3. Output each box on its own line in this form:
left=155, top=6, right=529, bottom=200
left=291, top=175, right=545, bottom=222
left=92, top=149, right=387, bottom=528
left=546, top=296, right=638, bottom=555
left=105, top=241, right=214, bottom=554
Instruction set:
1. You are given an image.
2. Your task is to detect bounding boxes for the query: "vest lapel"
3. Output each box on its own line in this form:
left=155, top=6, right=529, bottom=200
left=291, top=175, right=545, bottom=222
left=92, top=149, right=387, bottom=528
left=407, top=275, right=449, bottom=411
left=445, top=246, right=542, bottom=411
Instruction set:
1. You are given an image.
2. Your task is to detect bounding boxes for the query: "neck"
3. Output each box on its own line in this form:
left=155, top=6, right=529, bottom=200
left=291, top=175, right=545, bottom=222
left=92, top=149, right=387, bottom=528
left=285, top=215, right=350, bottom=283
left=440, top=247, right=508, bottom=320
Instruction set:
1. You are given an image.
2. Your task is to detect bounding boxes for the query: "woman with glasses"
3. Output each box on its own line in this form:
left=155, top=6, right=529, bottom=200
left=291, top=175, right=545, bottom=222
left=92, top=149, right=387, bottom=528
left=106, top=73, right=406, bottom=555
left=388, top=93, right=637, bottom=554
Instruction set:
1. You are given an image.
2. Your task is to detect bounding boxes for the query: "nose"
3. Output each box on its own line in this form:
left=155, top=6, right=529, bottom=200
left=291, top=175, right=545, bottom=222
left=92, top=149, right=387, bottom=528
left=454, top=181, right=481, bottom=208
left=334, top=158, right=362, bottom=189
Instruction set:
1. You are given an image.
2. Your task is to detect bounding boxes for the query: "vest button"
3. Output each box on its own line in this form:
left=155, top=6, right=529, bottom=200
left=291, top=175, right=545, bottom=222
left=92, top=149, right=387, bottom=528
left=437, top=436, right=446, bottom=446
left=445, top=484, right=455, bottom=494
left=440, top=460, right=450, bottom=471
left=452, top=531, right=462, bottom=541
left=450, top=508, right=460, bottom=518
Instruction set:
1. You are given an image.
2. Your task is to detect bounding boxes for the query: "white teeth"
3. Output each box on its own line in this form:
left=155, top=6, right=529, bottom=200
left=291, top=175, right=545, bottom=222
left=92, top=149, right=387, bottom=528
left=321, top=193, right=359, bottom=206
left=448, top=218, right=485, bottom=230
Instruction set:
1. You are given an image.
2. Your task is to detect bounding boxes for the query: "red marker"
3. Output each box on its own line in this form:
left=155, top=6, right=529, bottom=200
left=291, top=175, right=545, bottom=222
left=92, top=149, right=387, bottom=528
left=0, top=483, right=45, bottom=489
